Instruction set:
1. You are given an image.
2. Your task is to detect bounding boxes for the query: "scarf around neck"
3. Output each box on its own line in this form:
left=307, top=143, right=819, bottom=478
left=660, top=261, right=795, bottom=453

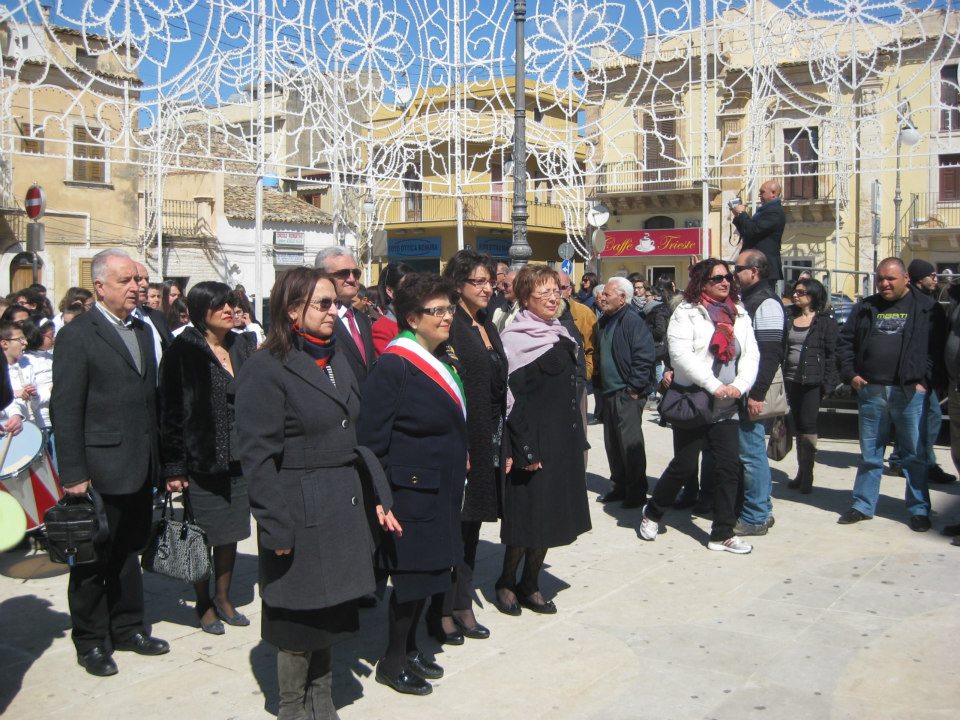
left=500, top=308, right=574, bottom=416
left=294, top=325, right=336, bottom=369
left=699, top=293, right=739, bottom=363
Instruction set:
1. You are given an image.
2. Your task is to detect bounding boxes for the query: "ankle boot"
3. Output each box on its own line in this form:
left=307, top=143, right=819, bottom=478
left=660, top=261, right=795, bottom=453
left=798, top=434, right=818, bottom=493
left=305, top=648, right=339, bottom=720
left=277, top=649, right=310, bottom=720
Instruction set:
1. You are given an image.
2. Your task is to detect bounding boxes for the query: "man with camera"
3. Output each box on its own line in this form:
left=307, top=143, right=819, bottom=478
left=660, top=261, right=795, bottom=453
left=731, top=180, right=786, bottom=292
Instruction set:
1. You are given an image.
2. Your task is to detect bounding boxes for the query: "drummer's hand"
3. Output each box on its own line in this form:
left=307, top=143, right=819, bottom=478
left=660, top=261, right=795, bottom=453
left=64, top=480, right=91, bottom=497
left=2, top=416, right=23, bottom=436
left=165, top=476, right=188, bottom=493
left=376, top=505, right=402, bottom=536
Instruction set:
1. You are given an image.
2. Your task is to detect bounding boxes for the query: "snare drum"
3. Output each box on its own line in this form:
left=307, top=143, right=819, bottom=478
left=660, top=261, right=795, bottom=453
left=0, top=422, right=61, bottom=529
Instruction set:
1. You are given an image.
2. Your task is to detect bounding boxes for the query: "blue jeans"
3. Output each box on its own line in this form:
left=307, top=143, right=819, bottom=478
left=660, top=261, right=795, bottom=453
left=852, top=385, right=929, bottom=517
left=738, top=417, right=772, bottom=525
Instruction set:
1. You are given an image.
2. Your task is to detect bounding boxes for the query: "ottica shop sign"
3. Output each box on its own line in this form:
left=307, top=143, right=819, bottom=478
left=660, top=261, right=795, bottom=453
left=387, top=237, right=442, bottom=258
left=599, top=228, right=706, bottom=257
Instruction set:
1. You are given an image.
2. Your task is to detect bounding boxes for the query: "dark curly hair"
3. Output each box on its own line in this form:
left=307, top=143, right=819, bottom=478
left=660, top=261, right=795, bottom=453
left=682, top=258, right=740, bottom=304
left=791, top=277, right=828, bottom=313
left=442, top=249, right=496, bottom=290
left=394, top=273, right=458, bottom=331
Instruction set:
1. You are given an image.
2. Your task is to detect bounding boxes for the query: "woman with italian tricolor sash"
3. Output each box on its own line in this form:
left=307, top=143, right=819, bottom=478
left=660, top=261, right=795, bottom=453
left=495, top=265, right=591, bottom=618
left=358, top=273, right=468, bottom=697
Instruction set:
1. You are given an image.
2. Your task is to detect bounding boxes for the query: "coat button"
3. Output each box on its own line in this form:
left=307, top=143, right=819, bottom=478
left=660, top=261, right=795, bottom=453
left=411, top=476, right=418, bottom=484
left=341, top=419, right=349, bottom=428
left=351, top=496, right=358, bottom=506
left=526, top=453, right=534, bottom=461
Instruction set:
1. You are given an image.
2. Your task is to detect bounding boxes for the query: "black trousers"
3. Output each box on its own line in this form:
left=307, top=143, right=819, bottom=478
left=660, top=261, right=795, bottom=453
left=646, top=421, right=740, bottom=541
left=785, top=381, right=821, bottom=435
left=435, top=520, right=483, bottom=615
left=68, top=483, right=153, bottom=654
left=602, top=389, right=648, bottom=504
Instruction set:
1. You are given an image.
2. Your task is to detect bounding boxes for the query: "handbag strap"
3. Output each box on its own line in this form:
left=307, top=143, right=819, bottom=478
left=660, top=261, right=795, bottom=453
left=181, top=489, right=200, bottom=524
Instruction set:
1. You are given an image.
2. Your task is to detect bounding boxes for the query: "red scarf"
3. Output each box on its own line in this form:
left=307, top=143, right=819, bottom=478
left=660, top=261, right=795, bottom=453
left=700, top=293, right=738, bottom=363
left=293, top=325, right=335, bottom=369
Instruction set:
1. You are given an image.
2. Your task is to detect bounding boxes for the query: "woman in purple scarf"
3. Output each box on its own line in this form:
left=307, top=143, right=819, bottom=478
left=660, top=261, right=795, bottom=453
left=496, top=265, right=591, bottom=616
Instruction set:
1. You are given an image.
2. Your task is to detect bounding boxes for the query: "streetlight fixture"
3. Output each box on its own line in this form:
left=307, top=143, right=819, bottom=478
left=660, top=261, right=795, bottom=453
left=509, top=0, right=531, bottom=270
left=893, top=87, right=921, bottom=256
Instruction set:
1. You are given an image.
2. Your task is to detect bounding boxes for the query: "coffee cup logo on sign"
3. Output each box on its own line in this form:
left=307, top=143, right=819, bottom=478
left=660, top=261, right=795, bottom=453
left=634, top=233, right=656, bottom=253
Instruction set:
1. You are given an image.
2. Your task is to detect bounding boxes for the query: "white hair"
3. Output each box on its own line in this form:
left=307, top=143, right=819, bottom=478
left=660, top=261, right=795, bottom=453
left=91, top=249, right=131, bottom=282
left=314, top=245, right=356, bottom=270
left=592, top=285, right=603, bottom=300
left=605, top=276, right=633, bottom=300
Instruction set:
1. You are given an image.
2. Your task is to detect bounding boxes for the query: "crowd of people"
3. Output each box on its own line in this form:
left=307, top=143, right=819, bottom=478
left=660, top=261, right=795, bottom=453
left=3, top=238, right=957, bottom=719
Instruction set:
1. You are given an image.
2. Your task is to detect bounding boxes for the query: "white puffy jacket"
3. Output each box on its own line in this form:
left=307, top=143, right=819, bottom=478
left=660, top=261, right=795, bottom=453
left=667, top=301, right=759, bottom=396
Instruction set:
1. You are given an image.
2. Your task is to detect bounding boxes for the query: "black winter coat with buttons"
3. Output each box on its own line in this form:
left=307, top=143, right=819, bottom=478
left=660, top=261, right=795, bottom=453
left=236, top=344, right=391, bottom=612
left=502, top=337, right=591, bottom=548
left=357, top=352, right=469, bottom=573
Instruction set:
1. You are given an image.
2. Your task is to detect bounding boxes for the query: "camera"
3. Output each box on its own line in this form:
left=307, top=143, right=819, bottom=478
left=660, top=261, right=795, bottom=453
left=727, top=197, right=742, bottom=211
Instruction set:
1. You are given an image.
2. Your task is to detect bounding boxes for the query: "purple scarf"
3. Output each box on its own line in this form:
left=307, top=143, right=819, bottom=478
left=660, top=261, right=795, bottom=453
left=500, top=309, right=574, bottom=416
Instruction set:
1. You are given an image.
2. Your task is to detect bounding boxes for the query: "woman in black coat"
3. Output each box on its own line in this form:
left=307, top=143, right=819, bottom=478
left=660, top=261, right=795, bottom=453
left=424, top=250, right=508, bottom=644
left=358, top=273, right=468, bottom=696
left=236, top=268, right=394, bottom=719
left=160, top=281, right=254, bottom=635
left=497, top=265, right=591, bottom=616
left=783, top=277, right=839, bottom=493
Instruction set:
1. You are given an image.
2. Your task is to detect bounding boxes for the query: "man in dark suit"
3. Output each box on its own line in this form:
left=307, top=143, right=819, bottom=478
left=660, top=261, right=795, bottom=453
left=133, top=261, right=172, bottom=365
left=314, top=247, right=375, bottom=385
left=732, top=180, right=786, bottom=290
left=52, top=249, right=169, bottom=677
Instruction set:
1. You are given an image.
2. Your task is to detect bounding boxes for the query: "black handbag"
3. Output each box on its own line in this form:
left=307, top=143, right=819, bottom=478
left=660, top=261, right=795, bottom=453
left=658, top=383, right=714, bottom=429
left=43, top=490, right=110, bottom=567
left=141, top=493, right=211, bottom=584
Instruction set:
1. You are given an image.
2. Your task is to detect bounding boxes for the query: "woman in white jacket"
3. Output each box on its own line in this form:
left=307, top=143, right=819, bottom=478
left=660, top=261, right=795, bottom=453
left=640, top=259, right=760, bottom=553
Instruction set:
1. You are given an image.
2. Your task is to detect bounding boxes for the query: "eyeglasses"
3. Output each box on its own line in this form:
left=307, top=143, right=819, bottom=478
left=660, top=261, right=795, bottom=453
left=1, top=336, right=26, bottom=344
left=307, top=298, right=336, bottom=311
left=532, top=288, right=562, bottom=299
left=331, top=268, right=362, bottom=281
left=559, top=283, right=571, bottom=290
left=463, top=278, right=493, bottom=289
left=707, top=274, right=734, bottom=285
left=419, top=305, right=457, bottom=317
left=791, top=289, right=807, bottom=297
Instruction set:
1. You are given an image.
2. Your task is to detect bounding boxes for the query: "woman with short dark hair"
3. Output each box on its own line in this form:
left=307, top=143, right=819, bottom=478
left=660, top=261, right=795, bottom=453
left=237, top=267, right=394, bottom=717
left=160, top=281, right=254, bottom=636
left=166, top=297, right=190, bottom=335
left=784, top=278, right=838, bottom=493
left=496, top=265, right=591, bottom=616
left=358, top=272, right=469, bottom=695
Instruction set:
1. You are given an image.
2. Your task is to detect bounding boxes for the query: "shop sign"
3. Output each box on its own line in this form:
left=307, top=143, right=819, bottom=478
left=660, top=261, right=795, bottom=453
left=599, top=228, right=704, bottom=257
left=476, top=236, right=512, bottom=259
left=388, top=236, right=442, bottom=258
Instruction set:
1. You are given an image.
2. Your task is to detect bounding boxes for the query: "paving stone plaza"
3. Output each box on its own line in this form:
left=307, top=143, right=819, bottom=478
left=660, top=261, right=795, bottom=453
left=1, top=416, right=958, bottom=720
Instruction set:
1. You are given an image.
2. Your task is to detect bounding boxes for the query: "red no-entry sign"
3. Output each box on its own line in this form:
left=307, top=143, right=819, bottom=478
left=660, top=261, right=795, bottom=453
left=25, top=184, right=45, bottom=220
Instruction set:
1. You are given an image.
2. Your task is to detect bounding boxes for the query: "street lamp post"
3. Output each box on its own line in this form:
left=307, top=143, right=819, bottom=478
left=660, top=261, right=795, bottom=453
left=893, top=87, right=921, bottom=257
left=363, top=190, right=376, bottom=286
left=509, top=0, right=531, bottom=270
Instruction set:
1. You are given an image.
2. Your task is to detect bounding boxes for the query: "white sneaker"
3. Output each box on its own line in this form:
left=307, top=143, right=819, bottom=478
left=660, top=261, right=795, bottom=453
left=639, top=505, right=659, bottom=541
left=707, top=537, right=753, bottom=554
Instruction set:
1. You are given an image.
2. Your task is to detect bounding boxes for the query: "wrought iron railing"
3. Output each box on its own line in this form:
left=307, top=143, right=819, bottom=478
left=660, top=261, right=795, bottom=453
left=145, top=198, right=207, bottom=238
left=594, top=156, right=719, bottom=194
left=906, top=192, right=960, bottom=234
left=383, top=193, right=565, bottom=229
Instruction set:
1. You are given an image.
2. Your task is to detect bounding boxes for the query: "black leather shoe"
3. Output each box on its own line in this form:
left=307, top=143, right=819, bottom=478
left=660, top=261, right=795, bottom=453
left=375, top=665, right=432, bottom=695
left=837, top=508, right=872, bottom=525
left=909, top=515, right=932, bottom=532
left=929, top=465, right=957, bottom=484
left=78, top=647, right=118, bottom=677
left=113, top=633, right=170, bottom=656
left=598, top=489, right=625, bottom=504
left=518, top=594, right=557, bottom=615
left=494, top=588, right=522, bottom=617
left=406, top=651, right=443, bottom=680
left=425, top=612, right=464, bottom=645
left=452, top=615, right=490, bottom=640
left=942, top=523, right=960, bottom=537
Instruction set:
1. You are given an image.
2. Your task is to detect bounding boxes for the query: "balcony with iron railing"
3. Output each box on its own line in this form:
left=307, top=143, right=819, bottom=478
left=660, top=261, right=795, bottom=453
left=905, top=192, right=960, bottom=237
left=594, top=156, right=719, bottom=195
left=383, top=193, right=566, bottom=230
left=144, top=198, right=210, bottom=238
left=750, top=166, right=837, bottom=222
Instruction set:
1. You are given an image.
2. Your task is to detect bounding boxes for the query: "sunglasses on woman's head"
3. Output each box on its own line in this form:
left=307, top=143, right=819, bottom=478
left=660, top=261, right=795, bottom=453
left=707, top=273, right=734, bottom=285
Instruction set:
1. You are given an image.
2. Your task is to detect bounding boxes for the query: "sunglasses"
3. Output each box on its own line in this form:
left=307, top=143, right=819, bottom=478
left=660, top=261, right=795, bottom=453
left=791, top=289, right=807, bottom=297
left=733, top=265, right=751, bottom=273
left=307, top=298, right=336, bottom=311
left=419, top=305, right=457, bottom=318
left=707, top=273, right=734, bottom=285
left=331, top=268, right=362, bottom=281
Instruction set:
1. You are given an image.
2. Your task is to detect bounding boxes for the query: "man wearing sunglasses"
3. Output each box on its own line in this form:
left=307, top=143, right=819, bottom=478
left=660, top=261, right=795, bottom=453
left=315, top=246, right=376, bottom=385
left=733, top=250, right=785, bottom=536
left=731, top=180, right=786, bottom=292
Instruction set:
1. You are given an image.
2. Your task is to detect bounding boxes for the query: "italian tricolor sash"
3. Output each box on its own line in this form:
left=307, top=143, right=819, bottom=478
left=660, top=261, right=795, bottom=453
left=384, top=331, right=467, bottom=420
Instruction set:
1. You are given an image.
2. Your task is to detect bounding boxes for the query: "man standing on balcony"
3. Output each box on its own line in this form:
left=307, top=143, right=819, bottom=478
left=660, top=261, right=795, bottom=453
left=731, top=180, right=786, bottom=292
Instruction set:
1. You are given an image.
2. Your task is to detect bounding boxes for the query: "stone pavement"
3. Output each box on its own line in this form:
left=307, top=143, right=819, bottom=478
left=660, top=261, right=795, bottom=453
left=2, top=415, right=959, bottom=720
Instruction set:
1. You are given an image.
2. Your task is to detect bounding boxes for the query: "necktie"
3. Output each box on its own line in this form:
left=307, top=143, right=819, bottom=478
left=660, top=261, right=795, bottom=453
left=346, top=307, right=367, bottom=363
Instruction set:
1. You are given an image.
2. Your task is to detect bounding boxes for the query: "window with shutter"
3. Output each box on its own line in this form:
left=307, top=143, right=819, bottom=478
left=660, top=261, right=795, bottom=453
left=642, top=112, right=677, bottom=189
left=940, top=155, right=960, bottom=202
left=941, top=65, right=959, bottom=133
left=78, top=258, right=95, bottom=293
left=73, top=126, right=106, bottom=183
left=783, top=128, right=819, bottom=200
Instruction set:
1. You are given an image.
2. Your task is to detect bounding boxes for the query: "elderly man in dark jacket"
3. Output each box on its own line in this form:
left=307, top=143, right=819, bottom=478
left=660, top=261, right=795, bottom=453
left=836, top=257, right=946, bottom=532
left=595, top=276, right=656, bottom=509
